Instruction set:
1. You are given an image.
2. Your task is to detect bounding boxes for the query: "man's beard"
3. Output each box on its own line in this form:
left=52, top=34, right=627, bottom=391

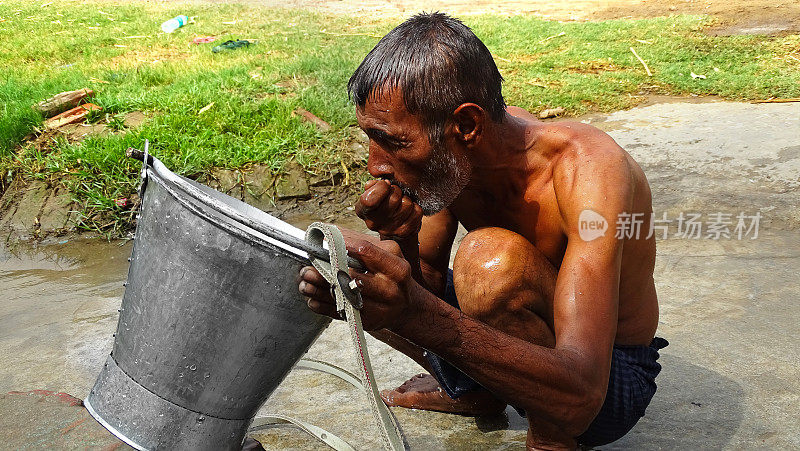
left=391, top=146, right=471, bottom=216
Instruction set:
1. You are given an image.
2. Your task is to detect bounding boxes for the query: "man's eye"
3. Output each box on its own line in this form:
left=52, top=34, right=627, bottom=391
left=377, top=137, right=404, bottom=150
left=389, top=139, right=408, bottom=149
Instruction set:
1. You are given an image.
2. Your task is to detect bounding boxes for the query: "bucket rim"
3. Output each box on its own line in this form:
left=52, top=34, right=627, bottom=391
left=84, top=397, right=147, bottom=451
left=145, top=156, right=310, bottom=260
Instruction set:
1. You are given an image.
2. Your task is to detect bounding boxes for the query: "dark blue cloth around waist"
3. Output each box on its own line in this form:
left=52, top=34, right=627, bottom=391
left=424, top=270, right=668, bottom=446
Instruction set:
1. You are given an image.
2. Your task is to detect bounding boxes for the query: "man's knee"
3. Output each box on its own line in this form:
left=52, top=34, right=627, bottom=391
left=452, top=227, right=555, bottom=323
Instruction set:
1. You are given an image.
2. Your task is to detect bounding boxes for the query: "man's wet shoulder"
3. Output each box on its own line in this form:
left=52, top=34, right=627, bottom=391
left=549, top=124, right=634, bottom=199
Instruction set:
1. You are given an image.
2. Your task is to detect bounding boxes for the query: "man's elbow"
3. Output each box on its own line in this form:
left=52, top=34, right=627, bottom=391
left=560, top=384, right=606, bottom=436
left=524, top=380, right=605, bottom=437
left=542, top=350, right=611, bottom=435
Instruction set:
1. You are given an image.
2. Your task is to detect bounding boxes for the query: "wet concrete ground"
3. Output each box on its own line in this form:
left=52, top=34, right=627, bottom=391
left=1, top=99, right=798, bottom=449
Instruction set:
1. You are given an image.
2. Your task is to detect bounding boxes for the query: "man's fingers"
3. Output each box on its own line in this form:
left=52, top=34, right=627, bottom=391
left=391, top=196, right=418, bottom=226
left=351, top=272, right=395, bottom=301
left=300, top=266, right=330, bottom=287
left=346, top=239, right=409, bottom=279
left=356, top=179, right=423, bottom=241
left=340, top=228, right=380, bottom=245
left=299, top=280, right=333, bottom=302
left=386, top=185, right=403, bottom=209
left=307, top=298, right=340, bottom=319
left=358, top=180, right=392, bottom=212
left=299, top=266, right=334, bottom=304
left=413, top=203, right=422, bottom=219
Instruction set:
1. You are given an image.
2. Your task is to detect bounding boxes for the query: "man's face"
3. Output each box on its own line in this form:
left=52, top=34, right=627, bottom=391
left=355, top=89, right=470, bottom=215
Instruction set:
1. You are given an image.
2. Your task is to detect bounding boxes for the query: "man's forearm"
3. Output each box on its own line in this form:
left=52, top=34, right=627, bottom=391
left=392, top=285, right=602, bottom=431
left=368, top=328, right=434, bottom=374
left=385, top=235, right=447, bottom=296
left=387, top=235, right=424, bottom=284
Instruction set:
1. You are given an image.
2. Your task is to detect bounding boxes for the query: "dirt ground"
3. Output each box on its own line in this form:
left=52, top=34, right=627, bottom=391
left=597, top=0, right=800, bottom=35
left=195, top=0, right=800, bottom=35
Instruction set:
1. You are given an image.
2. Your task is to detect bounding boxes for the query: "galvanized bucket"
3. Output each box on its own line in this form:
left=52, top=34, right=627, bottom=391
left=85, top=152, right=331, bottom=450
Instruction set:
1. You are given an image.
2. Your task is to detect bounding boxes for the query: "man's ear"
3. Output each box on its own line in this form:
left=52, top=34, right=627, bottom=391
left=451, top=103, right=485, bottom=146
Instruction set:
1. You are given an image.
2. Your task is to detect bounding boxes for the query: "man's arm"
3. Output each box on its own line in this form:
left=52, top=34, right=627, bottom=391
left=355, top=179, right=457, bottom=295
left=361, top=207, right=457, bottom=372
left=415, top=209, right=458, bottom=295
left=301, top=179, right=456, bottom=370
left=346, top=144, right=634, bottom=435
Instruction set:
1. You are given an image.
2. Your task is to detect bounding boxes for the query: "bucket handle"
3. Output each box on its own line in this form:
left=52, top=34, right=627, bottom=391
left=125, top=147, right=365, bottom=271
left=249, top=414, right=355, bottom=451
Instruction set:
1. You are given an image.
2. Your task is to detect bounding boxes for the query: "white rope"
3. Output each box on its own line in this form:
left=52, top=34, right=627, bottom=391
left=252, top=223, right=406, bottom=451
left=305, top=222, right=406, bottom=451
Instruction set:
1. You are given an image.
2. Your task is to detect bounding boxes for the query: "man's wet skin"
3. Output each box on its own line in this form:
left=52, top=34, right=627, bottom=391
left=298, top=88, right=659, bottom=449
left=380, top=373, right=507, bottom=416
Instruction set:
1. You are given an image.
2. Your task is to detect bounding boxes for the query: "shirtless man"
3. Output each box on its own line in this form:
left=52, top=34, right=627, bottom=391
left=298, top=12, right=667, bottom=449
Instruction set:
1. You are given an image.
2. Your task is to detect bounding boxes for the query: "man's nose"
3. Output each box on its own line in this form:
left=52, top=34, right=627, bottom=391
left=366, top=143, right=393, bottom=179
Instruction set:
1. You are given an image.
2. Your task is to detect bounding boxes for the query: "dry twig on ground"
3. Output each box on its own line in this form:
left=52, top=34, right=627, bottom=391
left=630, top=47, right=652, bottom=76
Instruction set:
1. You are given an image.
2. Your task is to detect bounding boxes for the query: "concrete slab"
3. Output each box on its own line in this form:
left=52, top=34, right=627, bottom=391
left=0, top=390, right=133, bottom=450
left=584, top=101, right=800, bottom=230
left=243, top=164, right=277, bottom=212
left=0, top=238, right=127, bottom=397
left=0, top=100, right=798, bottom=449
left=276, top=163, right=312, bottom=200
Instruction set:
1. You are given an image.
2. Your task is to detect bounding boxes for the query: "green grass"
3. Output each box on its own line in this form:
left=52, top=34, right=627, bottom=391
left=0, top=0, right=798, bottom=234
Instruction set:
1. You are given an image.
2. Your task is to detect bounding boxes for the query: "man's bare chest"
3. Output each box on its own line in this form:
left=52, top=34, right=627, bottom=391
left=453, top=185, right=567, bottom=267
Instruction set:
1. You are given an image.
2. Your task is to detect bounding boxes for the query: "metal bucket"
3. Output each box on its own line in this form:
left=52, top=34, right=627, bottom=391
left=85, top=155, right=331, bottom=450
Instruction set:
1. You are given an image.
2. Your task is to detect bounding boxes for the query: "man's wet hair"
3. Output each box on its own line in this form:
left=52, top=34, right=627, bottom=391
left=348, top=12, right=506, bottom=145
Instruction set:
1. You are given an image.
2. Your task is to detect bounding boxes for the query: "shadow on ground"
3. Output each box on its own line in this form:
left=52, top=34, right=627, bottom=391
left=613, top=354, right=745, bottom=449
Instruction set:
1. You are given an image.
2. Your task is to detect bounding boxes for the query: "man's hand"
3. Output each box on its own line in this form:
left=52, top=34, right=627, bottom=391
left=298, top=238, right=423, bottom=331
left=356, top=180, right=423, bottom=241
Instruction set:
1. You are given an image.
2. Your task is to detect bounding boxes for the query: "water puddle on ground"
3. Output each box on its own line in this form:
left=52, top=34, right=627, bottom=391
left=0, top=237, right=132, bottom=395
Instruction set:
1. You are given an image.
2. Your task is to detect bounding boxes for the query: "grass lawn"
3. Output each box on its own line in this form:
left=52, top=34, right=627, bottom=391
left=1, top=0, right=798, bottom=233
